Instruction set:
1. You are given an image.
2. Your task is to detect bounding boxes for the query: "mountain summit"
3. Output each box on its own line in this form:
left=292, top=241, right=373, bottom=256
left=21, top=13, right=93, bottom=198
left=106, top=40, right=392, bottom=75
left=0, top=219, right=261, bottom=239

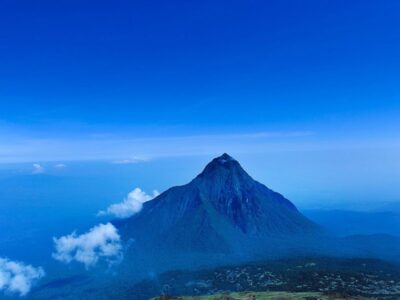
left=117, top=154, right=319, bottom=257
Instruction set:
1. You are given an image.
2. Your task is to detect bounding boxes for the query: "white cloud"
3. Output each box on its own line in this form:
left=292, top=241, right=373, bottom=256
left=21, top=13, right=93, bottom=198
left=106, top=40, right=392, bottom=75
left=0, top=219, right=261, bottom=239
left=54, top=163, right=66, bottom=168
left=0, top=257, right=45, bottom=296
left=111, top=157, right=148, bottom=164
left=32, top=163, right=44, bottom=174
left=98, top=188, right=159, bottom=218
left=52, top=223, right=122, bottom=269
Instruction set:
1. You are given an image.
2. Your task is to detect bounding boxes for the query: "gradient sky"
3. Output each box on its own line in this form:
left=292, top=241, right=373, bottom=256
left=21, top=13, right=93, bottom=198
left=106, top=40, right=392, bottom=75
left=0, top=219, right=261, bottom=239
left=0, top=0, right=400, bottom=207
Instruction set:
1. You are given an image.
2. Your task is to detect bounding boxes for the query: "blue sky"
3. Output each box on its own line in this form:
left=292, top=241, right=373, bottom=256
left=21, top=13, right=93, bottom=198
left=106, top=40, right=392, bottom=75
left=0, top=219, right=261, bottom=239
left=0, top=1, right=399, bottom=207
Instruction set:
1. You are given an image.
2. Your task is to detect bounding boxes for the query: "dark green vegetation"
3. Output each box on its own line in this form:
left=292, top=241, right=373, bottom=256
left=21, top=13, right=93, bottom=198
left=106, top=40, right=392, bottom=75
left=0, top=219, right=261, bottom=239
left=133, top=257, right=400, bottom=300
left=152, top=291, right=369, bottom=299
left=26, top=257, right=400, bottom=299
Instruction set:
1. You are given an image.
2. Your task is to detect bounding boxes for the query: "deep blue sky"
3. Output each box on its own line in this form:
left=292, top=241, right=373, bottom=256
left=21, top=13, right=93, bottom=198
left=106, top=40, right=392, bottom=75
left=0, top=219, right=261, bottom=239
left=0, top=0, right=399, bottom=207
left=1, top=0, right=399, bottom=132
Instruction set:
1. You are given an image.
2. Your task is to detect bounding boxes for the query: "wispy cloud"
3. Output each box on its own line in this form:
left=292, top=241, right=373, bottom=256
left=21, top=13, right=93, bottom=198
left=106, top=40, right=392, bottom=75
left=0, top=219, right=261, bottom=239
left=54, top=163, right=66, bottom=168
left=0, top=257, right=45, bottom=296
left=32, top=163, right=44, bottom=174
left=98, top=188, right=159, bottom=218
left=0, top=129, right=318, bottom=163
left=52, top=223, right=122, bottom=269
left=111, top=156, right=148, bottom=164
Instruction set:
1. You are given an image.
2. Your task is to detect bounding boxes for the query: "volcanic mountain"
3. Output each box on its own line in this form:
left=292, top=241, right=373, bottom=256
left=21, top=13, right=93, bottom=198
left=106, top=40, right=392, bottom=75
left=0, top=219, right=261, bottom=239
left=117, top=154, right=320, bottom=258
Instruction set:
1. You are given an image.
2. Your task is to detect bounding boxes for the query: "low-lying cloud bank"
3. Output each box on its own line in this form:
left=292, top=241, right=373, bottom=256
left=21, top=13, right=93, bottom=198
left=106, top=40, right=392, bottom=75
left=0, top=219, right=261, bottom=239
left=0, top=257, right=45, bottom=296
left=32, top=163, right=44, bottom=174
left=111, top=156, right=148, bottom=164
left=98, top=188, right=159, bottom=218
left=52, top=223, right=122, bottom=269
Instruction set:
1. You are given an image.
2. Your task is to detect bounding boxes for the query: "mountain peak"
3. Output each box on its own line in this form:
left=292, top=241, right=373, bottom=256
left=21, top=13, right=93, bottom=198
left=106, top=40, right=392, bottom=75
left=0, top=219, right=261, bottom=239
left=197, top=153, right=248, bottom=180
left=210, top=153, right=238, bottom=166
left=217, top=152, right=235, bottom=162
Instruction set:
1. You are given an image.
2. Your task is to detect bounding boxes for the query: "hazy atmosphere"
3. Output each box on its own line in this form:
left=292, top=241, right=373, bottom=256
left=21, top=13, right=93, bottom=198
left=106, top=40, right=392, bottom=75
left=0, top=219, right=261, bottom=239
left=0, top=1, right=399, bottom=299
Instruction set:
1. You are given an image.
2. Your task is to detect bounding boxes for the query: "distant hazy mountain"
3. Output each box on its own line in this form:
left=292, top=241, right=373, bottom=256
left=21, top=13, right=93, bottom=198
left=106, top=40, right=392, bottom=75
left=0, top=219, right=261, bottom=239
left=342, top=234, right=400, bottom=262
left=303, top=209, right=400, bottom=237
left=379, top=202, right=400, bottom=213
left=117, top=154, right=320, bottom=259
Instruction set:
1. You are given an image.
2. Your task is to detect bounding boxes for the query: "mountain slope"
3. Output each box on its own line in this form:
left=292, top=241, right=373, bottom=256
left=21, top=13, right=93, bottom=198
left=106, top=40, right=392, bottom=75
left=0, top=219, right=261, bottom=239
left=116, top=154, right=320, bottom=256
